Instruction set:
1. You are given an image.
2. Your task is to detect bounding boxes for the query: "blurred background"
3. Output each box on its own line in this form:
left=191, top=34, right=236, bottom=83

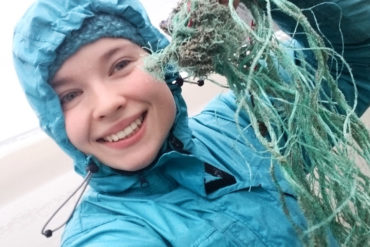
left=0, top=1, right=369, bottom=246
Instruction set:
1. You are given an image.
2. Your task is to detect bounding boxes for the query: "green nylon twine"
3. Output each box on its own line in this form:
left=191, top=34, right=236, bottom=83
left=145, top=0, right=370, bottom=245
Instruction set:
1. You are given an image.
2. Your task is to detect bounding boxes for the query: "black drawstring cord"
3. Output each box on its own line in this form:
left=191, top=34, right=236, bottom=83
left=41, top=162, right=99, bottom=238
left=185, top=78, right=205, bottom=87
left=171, top=75, right=206, bottom=87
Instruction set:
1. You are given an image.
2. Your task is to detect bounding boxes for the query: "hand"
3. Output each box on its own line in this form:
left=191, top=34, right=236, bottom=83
left=218, top=0, right=239, bottom=8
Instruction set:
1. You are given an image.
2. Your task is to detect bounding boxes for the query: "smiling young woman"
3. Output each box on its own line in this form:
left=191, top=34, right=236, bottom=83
left=53, top=38, right=176, bottom=171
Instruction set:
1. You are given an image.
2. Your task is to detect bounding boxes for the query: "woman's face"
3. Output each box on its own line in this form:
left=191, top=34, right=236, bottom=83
left=52, top=38, right=176, bottom=171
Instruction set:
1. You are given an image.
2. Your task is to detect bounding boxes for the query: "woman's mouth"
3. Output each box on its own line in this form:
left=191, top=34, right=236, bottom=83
left=103, top=116, right=143, bottom=142
left=99, top=113, right=146, bottom=143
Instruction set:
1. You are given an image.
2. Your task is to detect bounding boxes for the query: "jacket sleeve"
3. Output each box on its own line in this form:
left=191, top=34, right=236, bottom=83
left=61, top=218, right=166, bottom=247
left=271, top=0, right=370, bottom=116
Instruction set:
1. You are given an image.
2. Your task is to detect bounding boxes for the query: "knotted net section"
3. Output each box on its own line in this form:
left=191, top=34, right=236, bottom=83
left=145, top=0, right=370, bottom=245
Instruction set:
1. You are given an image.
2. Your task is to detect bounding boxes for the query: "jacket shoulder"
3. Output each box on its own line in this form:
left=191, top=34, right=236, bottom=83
left=61, top=201, right=164, bottom=247
left=194, top=91, right=250, bottom=126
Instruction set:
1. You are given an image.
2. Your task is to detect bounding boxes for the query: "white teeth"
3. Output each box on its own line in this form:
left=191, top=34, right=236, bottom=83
left=112, top=135, right=119, bottom=142
left=103, top=116, right=143, bottom=142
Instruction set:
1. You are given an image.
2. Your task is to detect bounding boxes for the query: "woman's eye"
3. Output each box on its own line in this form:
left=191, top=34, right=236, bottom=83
left=111, top=60, right=130, bottom=74
left=60, top=91, right=82, bottom=105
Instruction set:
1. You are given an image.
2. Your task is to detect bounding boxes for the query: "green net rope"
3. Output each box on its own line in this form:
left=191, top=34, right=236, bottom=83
left=145, top=0, right=370, bottom=245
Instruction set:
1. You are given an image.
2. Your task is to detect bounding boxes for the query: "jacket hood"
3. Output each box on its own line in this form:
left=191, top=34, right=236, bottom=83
left=13, top=0, right=193, bottom=192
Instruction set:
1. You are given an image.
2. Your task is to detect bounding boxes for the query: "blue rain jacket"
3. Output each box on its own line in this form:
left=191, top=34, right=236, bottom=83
left=12, top=0, right=369, bottom=246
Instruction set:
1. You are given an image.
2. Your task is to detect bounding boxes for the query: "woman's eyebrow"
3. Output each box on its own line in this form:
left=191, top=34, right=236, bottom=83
left=50, top=77, right=70, bottom=88
left=101, top=45, right=129, bottom=62
left=51, top=43, right=130, bottom=87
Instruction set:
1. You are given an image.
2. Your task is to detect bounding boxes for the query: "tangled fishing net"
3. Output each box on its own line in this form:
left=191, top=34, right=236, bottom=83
left=145, top=0, right=370, bottom=245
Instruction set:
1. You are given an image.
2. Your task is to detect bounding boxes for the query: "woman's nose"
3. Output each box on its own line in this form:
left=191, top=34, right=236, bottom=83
left=92, top=85, right=127, bottom=120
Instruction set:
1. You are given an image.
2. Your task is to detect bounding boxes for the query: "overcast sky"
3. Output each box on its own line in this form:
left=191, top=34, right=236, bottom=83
left=0, top=0, right=177, bottom=143
left=1, top=0, right=37, bottom=142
